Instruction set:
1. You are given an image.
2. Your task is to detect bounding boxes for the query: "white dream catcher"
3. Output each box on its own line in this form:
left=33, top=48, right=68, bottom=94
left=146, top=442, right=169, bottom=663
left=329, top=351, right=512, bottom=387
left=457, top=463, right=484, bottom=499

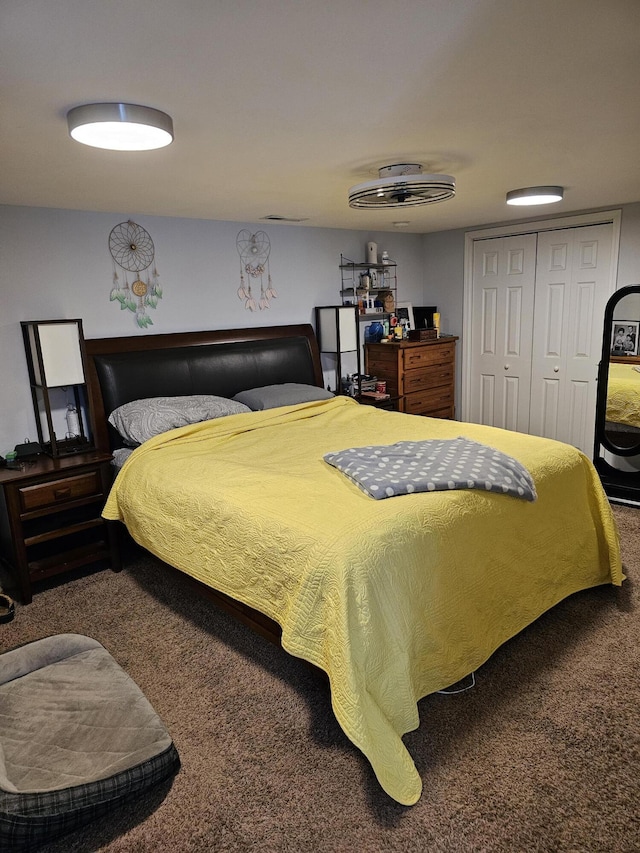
left=108, top=220, right=163, bottom=329
left=236, top=230, right=277, bottom=311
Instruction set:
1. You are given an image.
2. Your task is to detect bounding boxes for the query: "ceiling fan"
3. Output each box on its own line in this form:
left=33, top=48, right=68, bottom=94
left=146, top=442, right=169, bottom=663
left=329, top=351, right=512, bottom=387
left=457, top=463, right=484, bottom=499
left=348, top=163, right=456, bottom=209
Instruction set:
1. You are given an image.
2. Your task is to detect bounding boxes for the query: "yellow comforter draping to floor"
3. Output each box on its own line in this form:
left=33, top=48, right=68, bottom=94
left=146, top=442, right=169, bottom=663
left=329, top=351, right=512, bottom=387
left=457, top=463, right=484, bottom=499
left=103, top=396, right=622, bottom=805
left=606, top=362, right=640, bottom=428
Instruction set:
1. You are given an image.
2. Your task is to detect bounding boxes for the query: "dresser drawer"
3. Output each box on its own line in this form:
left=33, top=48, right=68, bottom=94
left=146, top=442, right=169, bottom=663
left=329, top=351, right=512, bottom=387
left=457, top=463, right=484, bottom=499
left=404, top=386, right=454, bottom=416
left=402, top=343, right=455, bottom=371
left=19, top=471, right=103, bottom=513
left=403, top=363, right=454, bottom=394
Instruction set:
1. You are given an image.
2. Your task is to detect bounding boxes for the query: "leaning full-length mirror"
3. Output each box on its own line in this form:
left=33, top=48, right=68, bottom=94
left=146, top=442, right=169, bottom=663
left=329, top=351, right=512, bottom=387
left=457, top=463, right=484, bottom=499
left=594, top=284, right=640, bottom=505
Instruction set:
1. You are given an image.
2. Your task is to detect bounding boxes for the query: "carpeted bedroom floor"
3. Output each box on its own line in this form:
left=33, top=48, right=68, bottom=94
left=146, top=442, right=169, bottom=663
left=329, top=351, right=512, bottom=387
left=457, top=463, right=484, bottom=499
left=1, top=505, right=639, bottom=853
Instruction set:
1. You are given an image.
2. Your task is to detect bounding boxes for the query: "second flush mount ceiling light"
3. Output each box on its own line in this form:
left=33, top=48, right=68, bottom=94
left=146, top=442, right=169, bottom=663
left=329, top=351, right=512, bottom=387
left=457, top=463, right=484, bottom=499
left=506, top=186, right=564, bottom=206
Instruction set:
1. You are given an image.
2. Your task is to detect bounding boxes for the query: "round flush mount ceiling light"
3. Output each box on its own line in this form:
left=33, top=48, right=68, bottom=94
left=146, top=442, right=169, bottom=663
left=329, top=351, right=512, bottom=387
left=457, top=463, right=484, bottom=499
left=506, top=186, right=564, bottom=206
left=348, top=164, right=456, bottom=209
left=67, top=103, right=174, bottom=151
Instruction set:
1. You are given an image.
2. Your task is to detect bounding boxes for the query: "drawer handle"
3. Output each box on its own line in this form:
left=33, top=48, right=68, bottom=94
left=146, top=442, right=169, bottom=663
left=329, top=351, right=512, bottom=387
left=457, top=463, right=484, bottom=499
left=53, top=487, right=72, bottom=501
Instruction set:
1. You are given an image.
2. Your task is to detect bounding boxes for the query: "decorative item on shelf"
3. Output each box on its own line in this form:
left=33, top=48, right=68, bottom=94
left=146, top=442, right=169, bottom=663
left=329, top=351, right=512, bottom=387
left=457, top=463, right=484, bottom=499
left=108, top=220, right=163, bottom=329
left=408, top=328, right=438, bottom=341
left=315, top=305, right=361, bottom=394
left=396, top=302, right=415, bottom=334
left=20, top=319, right=93, bottom=457
left=367, top=241, right=378, bottom=264
left=368, top=321, right=384, bottom=343
left=236, top=230, right=277, bottom=311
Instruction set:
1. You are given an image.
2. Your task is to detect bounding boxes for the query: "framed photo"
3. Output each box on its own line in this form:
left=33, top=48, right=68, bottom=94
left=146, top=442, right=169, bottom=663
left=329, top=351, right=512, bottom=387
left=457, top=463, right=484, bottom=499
left=611, top=320, right=639, bottom=356
left=395, top=302, right=414, bottom=331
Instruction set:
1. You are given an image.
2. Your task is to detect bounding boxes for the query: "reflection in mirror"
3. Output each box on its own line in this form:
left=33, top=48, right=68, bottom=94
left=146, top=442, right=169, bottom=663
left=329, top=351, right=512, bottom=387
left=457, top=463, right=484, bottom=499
left=605, top=361, right=640, bottom=449
left=594, top=285, right=640, bottom=506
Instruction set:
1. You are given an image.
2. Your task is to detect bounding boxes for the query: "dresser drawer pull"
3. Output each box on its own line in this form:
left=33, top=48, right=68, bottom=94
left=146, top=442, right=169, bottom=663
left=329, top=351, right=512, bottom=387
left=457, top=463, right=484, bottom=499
left=53, top=487, right=72, bottom=501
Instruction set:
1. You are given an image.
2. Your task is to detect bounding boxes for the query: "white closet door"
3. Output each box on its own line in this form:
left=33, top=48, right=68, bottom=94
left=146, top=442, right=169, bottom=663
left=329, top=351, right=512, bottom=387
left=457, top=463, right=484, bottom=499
left=469, top=234, right=537, bottom=432
left=529, top=224, right=614, bottom=454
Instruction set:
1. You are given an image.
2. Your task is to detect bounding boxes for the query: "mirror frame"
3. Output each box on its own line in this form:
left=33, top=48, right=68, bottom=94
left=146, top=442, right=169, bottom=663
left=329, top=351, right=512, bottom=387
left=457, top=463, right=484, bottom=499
left=593, top=284, right=640, bottom=505
left=595, top=284, right=640, bottom=456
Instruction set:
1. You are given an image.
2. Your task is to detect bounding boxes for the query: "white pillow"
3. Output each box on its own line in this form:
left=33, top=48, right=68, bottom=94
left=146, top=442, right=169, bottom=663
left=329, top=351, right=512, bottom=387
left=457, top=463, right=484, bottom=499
left=108, top=395, right=250, bottom=445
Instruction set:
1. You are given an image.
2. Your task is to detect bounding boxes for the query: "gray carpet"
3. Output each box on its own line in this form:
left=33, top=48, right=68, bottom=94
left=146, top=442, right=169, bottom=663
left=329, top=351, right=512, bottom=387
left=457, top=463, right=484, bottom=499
left=1, top=505, right=639, bottom=852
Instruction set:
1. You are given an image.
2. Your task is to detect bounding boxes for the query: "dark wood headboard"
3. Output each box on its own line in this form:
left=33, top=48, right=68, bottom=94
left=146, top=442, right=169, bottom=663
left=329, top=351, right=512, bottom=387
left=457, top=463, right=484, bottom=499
left=84, top=323, right=323, bottom=452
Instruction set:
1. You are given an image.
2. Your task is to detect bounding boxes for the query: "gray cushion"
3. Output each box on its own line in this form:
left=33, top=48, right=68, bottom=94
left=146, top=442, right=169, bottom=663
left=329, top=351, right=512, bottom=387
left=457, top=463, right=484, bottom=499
left=0, top=634, right=179, bottom=849
left=233, top=383, right=334, bottom=410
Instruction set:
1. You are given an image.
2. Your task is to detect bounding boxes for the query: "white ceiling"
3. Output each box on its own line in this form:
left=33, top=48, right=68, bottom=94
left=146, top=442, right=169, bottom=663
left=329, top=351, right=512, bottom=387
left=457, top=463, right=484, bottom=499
left=1, top=0, right=639, bottom=234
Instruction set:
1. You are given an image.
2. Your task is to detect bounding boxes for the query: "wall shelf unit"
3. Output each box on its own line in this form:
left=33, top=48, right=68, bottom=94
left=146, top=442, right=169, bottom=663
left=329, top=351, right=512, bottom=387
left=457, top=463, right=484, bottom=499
left=339, top=254, right=397, bottom=319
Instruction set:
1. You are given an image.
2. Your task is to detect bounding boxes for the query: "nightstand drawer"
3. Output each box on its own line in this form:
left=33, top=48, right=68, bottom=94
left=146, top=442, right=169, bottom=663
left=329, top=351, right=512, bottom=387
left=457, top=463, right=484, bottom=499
left=19, top=471, right=102, bottom=512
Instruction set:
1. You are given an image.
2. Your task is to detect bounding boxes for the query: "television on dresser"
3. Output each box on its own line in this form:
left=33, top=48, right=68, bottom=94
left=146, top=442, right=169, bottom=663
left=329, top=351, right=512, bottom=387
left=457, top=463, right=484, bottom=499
left=412, top=306, right=437, bottom=329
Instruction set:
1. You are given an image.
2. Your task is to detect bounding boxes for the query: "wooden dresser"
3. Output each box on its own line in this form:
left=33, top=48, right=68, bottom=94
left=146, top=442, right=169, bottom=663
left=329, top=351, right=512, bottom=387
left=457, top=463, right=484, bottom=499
left=365, top=336, right=458, bottom=418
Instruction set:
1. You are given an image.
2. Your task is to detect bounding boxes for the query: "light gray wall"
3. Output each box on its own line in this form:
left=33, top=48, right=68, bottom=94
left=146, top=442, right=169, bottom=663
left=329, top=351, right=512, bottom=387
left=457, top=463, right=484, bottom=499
left=421, top=202, right=640, bottom=415
left=3, top=201, right=639, bottom=456
left=0, top=205, right=424, bottom=454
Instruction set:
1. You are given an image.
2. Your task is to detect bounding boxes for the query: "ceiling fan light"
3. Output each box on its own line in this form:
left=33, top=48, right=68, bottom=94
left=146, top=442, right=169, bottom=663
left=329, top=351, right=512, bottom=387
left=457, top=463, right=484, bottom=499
left=506, top=186, right=563, bottom=206
left=67, top=103, right=174, bottom=151
left=348, top=164, right=456, bottom=209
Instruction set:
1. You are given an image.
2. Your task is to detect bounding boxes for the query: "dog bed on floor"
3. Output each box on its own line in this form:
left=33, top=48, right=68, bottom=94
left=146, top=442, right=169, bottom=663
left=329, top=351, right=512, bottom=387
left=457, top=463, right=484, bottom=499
left=0, top=633, right=180, bottom=849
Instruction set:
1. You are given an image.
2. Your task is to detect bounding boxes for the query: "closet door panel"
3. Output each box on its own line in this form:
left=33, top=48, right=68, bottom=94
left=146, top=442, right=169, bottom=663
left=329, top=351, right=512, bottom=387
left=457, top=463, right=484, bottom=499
left=539, top=378, right=560, bottom=437
left=469, top=234, right=537, bottom=431
left=530, top=224, right=613, bottom=454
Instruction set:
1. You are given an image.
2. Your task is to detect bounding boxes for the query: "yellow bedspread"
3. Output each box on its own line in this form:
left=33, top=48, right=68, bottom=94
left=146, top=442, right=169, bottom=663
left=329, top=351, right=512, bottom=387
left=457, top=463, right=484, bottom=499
left=606, top=362, right=640, bottom=428
left=103, top=396, right=622, bottom=805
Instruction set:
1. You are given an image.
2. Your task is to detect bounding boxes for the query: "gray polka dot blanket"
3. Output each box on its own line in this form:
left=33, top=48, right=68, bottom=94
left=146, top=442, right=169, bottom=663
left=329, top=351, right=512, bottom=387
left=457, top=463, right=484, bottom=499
left=324, top=437, right=537, bottom=501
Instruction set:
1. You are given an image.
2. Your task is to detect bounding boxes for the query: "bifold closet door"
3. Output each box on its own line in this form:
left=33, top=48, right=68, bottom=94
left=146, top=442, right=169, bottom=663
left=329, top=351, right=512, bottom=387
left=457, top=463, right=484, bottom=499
left=529, top=224, right=614, bottom=454
left=469, top=233, right=537, bottom=433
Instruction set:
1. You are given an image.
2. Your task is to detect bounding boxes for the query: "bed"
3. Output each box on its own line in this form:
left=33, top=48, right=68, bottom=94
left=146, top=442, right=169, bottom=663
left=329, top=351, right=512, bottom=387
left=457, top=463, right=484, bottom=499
left=86, top=323, right=622, bottom=806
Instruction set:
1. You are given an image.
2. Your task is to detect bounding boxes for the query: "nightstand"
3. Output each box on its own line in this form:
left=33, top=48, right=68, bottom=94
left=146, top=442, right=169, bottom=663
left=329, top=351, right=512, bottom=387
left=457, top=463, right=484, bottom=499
left=0, top=451, right=121, bottom=603
left=354, top=394, right=401, bottom=411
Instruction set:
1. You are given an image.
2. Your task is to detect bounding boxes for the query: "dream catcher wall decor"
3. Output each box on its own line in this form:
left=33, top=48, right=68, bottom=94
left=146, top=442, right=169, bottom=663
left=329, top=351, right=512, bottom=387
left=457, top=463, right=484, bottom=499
left=109, top=220, right=163, bottom=328
left=236, top=230, right=277, bottom=310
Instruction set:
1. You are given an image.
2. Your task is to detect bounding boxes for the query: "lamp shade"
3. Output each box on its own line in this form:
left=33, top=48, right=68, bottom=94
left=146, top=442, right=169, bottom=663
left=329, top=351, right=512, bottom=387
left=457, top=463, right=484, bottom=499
left=25, top=322, right=86, bottom=387
left=21, top=319, right=91, bottom=457
left=67, top=103, right=174, bottom=151
left=316, top=305, right=359, bottom=353
left=315, top=305, right=361, bottom=395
